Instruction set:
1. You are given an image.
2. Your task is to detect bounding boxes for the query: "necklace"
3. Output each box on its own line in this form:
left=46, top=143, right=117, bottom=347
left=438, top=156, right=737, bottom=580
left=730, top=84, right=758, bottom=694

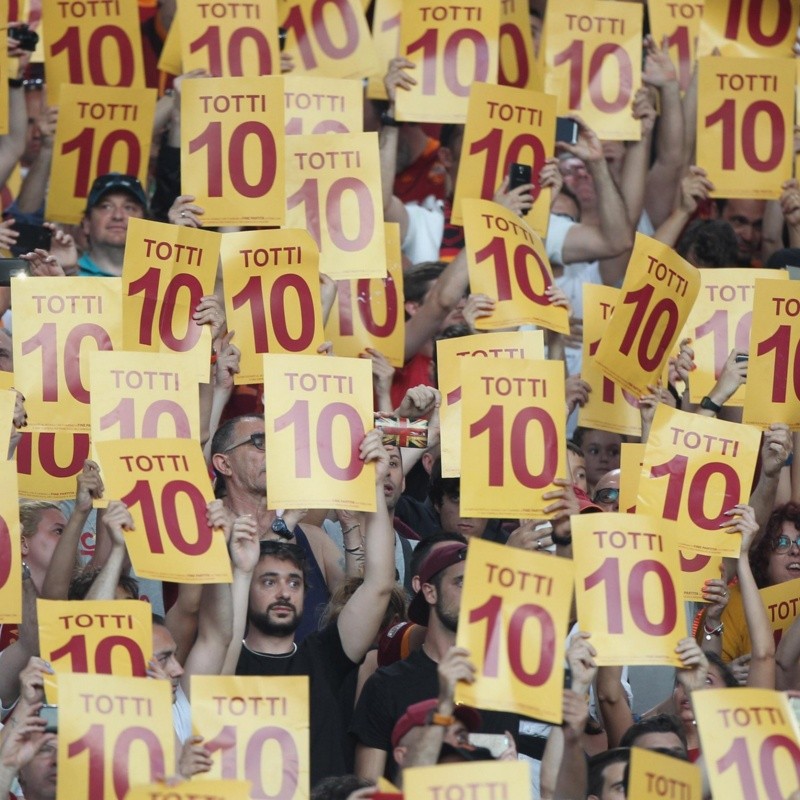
left=242, top=640, right=298, bottom=658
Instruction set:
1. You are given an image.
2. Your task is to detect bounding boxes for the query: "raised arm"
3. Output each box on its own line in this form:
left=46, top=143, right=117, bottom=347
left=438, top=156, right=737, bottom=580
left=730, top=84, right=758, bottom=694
left=41, top=460, right=104, bottom=600
left=337, top=429, right=396, bottom=663
left=749, top=425, right=792, bottom=540
left=85, top=501, right=132, bottom=600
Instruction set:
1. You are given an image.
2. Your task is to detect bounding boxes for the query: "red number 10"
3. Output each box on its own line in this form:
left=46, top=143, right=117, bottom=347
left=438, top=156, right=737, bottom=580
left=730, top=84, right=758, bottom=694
left=406, top=27, right=489, bottom=96
left=0, top=516, right=11, bottom=590
left=553, top=40, right=632, bottom=113
left=48, top=633, right=147, bottom=676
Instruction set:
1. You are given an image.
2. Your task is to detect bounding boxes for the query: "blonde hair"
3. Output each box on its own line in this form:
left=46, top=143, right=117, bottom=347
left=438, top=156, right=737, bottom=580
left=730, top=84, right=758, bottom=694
left=19, top=500, right=61, bottom=539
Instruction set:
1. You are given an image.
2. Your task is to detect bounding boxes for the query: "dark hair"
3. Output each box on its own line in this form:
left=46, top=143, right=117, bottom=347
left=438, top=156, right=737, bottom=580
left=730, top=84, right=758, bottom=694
left=567, top=439, right=584, bottom=458
left=676, top=219, right=738, bottom=267
left=619, top=713, right=687, bottom=752
left=587, top=748, right=630, bottom=798
left=311, top=776, right=372, bottom=800
left=555, top=185, right=582, bottom=220
left=409, top=531, right=468, bottom=577
left=404, top=262, right=446, bottom=305
left=68, top=567, right=139, bottom=601
left=319, top=577, right=407, bottom=631
left=152, top=613, right=167, bottom=627
left=705, top=652, right=739, bottom=687
left=751, top=502, right=800, bottom=588
left=428, top=458, right=461, bottom=509
left=210, top=414, right=263, bottom=458
left=259, top=540, right=306, bottom=571
left=573, top=426, right=627, bottom=449
left=438, top=124, right=464, bottom=151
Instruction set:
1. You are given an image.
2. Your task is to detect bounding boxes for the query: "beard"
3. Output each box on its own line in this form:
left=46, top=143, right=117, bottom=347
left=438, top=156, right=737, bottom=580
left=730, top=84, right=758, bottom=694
left=435, top=595, right=459, bottom=633
left=248, top=603, right=301, bottom=637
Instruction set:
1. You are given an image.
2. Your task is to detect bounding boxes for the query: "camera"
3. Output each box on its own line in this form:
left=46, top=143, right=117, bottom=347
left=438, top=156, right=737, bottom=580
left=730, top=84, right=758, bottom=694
left=10, top=24, right=39, bottom=52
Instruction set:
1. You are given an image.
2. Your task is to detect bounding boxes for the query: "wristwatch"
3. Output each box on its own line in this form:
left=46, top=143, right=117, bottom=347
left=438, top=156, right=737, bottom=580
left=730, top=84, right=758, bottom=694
left=700, top=395, right=722, bottom=414
left=271, top=517, right=294, bottom=539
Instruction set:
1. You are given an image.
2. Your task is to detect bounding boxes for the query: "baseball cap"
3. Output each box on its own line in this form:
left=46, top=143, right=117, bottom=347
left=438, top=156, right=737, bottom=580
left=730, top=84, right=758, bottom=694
left=407, top=542, right=467, bottom=625
left=390, top=698, right=482, bottom=748
left=86, top=173, right=148, bottom=212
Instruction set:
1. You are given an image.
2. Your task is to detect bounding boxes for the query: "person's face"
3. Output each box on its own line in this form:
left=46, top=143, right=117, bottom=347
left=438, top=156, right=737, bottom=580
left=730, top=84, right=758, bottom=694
left=445, top=719, right=470, bottom=747
left=436, top=492, right=489, bottom=540
left=82, top=191, right=144, bottom=248
left=219, top=418, right=267, bottom=496
left=152, top=624, right=184, bottom=702
left=19, top=737, right=58, bottom=800
left=593, top=470, right=621, bottom=512
left=673, top=663, right=727, bottom=724
left=560, top=157, right=596, bottom=207
left=567, top=450, right=588, bottom=494
left=766, top=520, right=800, bottom=585
left=720, top=199, right=765, bottom=265
left=0, top=329, right=13, bottom=372
left=632, top=731, right=685, bottom=756
left=582, top=431, right=622, bottom=489
left=383, top=445, right=405, bottom=512
left=248, top=555, right=305, bottom=637
left=428, top=561, right=465, bottom=632
left=23, top=89, right=45, bottom=165
left=597, top=760, right=627, bottom=800
left=21, top=508, right=67, bottom=573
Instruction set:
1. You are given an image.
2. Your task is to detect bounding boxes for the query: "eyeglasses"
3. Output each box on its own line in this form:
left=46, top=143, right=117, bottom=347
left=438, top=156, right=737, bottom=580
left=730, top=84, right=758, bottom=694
left=223, top=432, right=265, bottom=453
left=772, top=533, right=800, bottom=554
left=593, top=487, right=620, bottom=505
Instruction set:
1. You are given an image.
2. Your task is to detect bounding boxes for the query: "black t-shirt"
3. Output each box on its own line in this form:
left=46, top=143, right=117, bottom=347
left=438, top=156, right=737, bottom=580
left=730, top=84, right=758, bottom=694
left=236, top=624, right=358, bottom=785
left=350, top=648, right=517, bottom=755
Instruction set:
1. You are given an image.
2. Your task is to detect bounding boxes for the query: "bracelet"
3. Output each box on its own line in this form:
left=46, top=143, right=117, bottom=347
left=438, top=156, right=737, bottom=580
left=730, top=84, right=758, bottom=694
left=703, top=621, right=724, bottom=640
left=344, top=545, right=363, bottom=554
left=342, top=524, right=361, bottom=535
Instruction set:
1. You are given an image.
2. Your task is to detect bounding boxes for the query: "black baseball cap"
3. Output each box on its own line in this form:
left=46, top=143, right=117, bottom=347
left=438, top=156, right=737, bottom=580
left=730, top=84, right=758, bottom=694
left=85, top=173, right=148, bottom=213
left=407, top=542, right=467, bottom=625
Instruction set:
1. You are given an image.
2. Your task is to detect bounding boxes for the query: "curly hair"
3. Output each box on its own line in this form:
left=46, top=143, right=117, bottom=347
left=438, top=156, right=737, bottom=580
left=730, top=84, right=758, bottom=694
left=750, top=502, right=800, bottom=588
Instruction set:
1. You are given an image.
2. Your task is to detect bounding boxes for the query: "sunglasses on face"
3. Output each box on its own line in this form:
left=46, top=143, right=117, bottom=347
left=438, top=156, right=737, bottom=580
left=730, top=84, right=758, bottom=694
left=223, top=432, right=265, bottom=452
left=593, top=487, right=620, bottom=505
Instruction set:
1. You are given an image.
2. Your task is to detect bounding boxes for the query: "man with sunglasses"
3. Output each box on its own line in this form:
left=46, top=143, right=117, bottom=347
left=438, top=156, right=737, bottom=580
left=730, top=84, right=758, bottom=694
left=210, top=414, right=347, bottom=641
left=592, top=470, right=621, bottom=513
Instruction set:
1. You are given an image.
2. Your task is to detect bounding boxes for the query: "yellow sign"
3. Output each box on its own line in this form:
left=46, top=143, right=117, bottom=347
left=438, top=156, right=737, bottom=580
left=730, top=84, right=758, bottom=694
left=544, top=0, right=643, bottom=140
left=284, top=132, right=385, bottom=279
left=94, top=438, right=232, bottom=584
left=680, top=550, right=723, bottom=604
left=455, top=538, right=573, bottom=722
left=697, top=57, right=795, bottom=200
left=403, top=761, right=531, bottom=799
left=579, top=284, right=642, bottom=437
left=437, top=330, right=544, bottom=478
left=157, top=13, right=181, bottom=75
left=221, top=228, right=324, bottom=384
left=122, top=218, right=219, bottom=381
left=58, top=673, right=174, bottom=800
left=395, top=0, right=500, bottom=124
left=694, top=688, right=800, bottom=800
left=0, top=370, right=13, bottom=391
left=595, top=233, right=700, bottom=397
left=90, top=351, right=201, bottom=446
left=263, top=353, right=375, bottom=511
left=0, top=38, right=8, bottom=135
left=38, top=599, right=152, bottom=705
left=0, top=388, right=16, bottom=457
left=125, top=781, right=252, bottom=800
left=16, top=431, right=91, bottom=500
left=760, top=577, right=800, bottom=649
left=499, top=0, right=538, bottom=92
left=463, top=199, right=569, bottom=333
left=365, top=0, right=402, bottom=101
left=46, top=85, right=156, bottom=224
left=459, top=358, right=565, bottom=518
left=627, top=746, right=702, bottom=800
left=284, top=75, right=363, bottom=134
left=646, top=0, right=701, bottom=93
left=452, top=83, right=555, bottom=237
left=573, top=512, right=686, bottom=666
left=181, top=76, right=286, bottom=226
left=12, top=276, right=122, bottom=432
left=192, top=675, right=309, bottom=800
left=682, top=269, right=787, bottom=406
left=636, top=405, right=760, bottom=557
left=181, top=0, right=280, bottom=76
left=697, top=0, right=800, bottom=58
left=278, top=0, right=378, bottom=79
left=0, top=461, right=20, bottom=624
left=325, top=223, right=405, bottom=367
left=743, top=279, right=800, bottom=429
left=43, top=0, right=145, bottom=104
left=619, top=442, right=645, bottom=514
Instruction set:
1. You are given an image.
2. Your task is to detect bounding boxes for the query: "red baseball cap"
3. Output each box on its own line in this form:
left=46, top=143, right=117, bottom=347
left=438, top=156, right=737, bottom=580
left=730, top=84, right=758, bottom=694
left=407, top=542, right=468, bottom=625
left=391, top=698, right=482, bottom=748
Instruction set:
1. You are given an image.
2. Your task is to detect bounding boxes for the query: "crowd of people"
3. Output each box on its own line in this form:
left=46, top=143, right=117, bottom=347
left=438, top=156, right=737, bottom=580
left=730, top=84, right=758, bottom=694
left=0, top=0, right=799, bottom=799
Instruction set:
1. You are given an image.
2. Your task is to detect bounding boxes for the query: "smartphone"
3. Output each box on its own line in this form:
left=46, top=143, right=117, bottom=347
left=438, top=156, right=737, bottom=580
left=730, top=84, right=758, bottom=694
left=10, top=223, right=52, bottom=257
left=0, top=258, right=31, bottom=286
left=468, top=733, right=509, bottom=758
left=508, top=162, right=532, bottom=192
left=556, top=116, right=579, bottom=145
left=278, top=27, right=288, bottom=51
left=39, top=704, right=58, bottom=733
left=735, top=353, right=749, bottom=363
